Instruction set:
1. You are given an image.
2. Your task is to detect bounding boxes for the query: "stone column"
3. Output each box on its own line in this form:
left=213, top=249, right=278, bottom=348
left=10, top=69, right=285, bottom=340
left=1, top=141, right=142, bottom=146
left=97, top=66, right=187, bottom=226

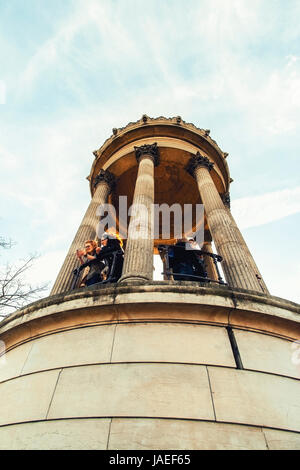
left=221, top=192, right=269, bottom=294
left=119, top=143, right=159, bottom=284
left=51, top=169, right=115, bottom=295
left=202, top=231, right=219, bottom=282
left=186, top=152, right=268, bottom=292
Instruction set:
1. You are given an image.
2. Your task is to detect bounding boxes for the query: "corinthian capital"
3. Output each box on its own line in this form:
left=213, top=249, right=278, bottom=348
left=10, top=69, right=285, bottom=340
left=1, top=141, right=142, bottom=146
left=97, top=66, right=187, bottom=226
left=93, top=169, right=116, bottom=192
left=134, top=143, right=160, bottom=166
left=186, top=151, right=214, bottom=177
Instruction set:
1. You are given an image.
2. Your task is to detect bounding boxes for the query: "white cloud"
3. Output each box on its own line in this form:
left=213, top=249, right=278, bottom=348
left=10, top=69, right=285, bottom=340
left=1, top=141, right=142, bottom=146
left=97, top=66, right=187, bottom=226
left=0, top=145, right=18, bottom=170
left=0, top=80, right=6, bottom=104
left=10, top=0, right=300, bottom=143
left=232, top=186, right=300, bottom=229
left=267, top=261, right=300, bottom=304
left=254, top=58, right=300, bottom=135
left=16, top=2, right=93, bottom=94
left=206, top=46, right=300, bottom=136
left=16, top=0, right=141, bottom=97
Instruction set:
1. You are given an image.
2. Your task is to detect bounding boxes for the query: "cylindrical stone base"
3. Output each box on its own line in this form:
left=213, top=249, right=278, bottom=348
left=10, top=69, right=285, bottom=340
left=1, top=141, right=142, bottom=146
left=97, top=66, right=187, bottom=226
left=0, top=284, right=299, bottom=450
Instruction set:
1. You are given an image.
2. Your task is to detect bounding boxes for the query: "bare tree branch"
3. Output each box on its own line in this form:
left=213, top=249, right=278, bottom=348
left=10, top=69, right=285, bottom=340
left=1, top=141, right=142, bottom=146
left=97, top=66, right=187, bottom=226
left=0, top=240, right=49, bottom=317
left=0, top=237, right=14, bottom=250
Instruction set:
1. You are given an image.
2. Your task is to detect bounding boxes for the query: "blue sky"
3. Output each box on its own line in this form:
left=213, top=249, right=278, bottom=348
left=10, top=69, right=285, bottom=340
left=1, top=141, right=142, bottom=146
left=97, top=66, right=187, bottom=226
left=0, top=0, right=299, bottom=307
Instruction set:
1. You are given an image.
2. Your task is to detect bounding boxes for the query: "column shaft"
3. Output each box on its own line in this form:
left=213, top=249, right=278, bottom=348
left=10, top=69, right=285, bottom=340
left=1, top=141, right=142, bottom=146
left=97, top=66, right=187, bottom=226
left=194, top=165, right=266, bottom=292
left=120, top=154, right=155, bottom=284
left=225, top=208, right=269, bottom=293
left=202, top=241, right=219, bottom=282
left=51, top=180, right=111, bottom=295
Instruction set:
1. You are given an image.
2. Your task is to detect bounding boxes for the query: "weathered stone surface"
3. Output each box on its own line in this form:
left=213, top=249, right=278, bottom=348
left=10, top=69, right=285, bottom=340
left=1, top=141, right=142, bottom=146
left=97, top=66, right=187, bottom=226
left=0, top=284, right=299, bottom=353
left=263, top=428, right=300, bottom=450
left=0, top=283, right=299, bottom=449
left=234, top=329, right=300, bottom=379
left=47, top=363, right=214, bottom=420
left=108, top=418, right=268, bottom=450
left=112, top=323, right=235, bottom=366
left=0, top=418, right=110, bottom=450
left=0, top=341, right=32, bottom=383
left=1, top=416, right=299, bottom=450
left=208, top=366, right=300, bottom=431
left=0, top=370, right=60, bottom=426
left=22, top=325, right=116, bottom=374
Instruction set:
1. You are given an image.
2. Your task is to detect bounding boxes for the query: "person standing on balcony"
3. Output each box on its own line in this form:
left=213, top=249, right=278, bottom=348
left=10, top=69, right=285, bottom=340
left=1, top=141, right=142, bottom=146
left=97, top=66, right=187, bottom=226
left=76, top=240, right=104, bottom=286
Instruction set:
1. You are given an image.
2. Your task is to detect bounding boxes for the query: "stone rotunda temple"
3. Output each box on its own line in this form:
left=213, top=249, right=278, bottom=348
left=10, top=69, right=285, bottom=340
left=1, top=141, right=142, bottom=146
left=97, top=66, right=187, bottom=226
left=0, top=116, right=299, bottom=450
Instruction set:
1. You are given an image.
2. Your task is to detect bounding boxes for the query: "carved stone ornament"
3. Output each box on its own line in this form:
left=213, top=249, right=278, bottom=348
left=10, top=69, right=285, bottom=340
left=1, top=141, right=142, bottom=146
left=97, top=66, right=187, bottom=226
left=221, top=192, right=231, bottom=209
left=186, top=151, right=214, bottom=176
left=93, top=169, right=116, bottom=191
left=134, top=142, right=160, bottom=166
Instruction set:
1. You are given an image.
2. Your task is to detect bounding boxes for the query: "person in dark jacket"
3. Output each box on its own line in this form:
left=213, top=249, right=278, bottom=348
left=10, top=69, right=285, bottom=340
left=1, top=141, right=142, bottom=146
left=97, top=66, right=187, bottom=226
left=96, top=232, right=124, bottom=282
left=171, top=238, right=207, bottom=281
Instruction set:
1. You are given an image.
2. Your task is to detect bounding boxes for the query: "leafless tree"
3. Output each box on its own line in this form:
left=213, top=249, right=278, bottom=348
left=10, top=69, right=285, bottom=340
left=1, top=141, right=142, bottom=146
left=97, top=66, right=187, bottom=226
left=0, top=238, right=48, bottom=317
